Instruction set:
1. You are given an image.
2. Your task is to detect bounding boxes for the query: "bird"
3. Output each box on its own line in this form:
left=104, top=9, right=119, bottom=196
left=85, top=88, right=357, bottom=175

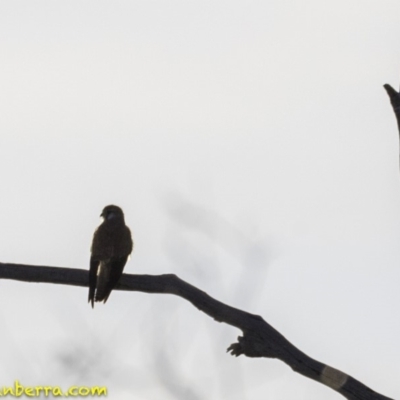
left=88, top=205, right=133, bottom=308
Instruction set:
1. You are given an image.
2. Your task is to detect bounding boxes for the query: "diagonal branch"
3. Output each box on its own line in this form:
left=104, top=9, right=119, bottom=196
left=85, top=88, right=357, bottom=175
left=0, top=262, right=394, bottom=400
left=384, top=83, right=400, bottom=135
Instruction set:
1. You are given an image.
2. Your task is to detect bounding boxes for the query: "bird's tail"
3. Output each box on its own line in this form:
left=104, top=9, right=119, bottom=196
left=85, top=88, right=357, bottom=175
left=94, top=263, right=112, bottom=303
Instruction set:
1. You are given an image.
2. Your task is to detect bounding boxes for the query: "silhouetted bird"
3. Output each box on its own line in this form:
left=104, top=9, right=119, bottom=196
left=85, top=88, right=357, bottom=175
left=88, top=205, right=133, bottom=307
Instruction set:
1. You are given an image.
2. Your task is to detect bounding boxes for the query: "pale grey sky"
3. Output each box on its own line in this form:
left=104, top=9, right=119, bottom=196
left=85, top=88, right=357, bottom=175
left=0, top=1, right=399, bottom=399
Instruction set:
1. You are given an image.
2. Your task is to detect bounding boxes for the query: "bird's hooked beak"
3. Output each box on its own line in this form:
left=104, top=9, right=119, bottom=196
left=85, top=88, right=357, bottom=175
left=100, top=211, right=105, bottom=218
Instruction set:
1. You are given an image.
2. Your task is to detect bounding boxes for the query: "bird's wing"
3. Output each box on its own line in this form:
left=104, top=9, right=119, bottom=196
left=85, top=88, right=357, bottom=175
left=88, top=256, right=100, bottom=308
left=96, top=256, right=129, bottom=304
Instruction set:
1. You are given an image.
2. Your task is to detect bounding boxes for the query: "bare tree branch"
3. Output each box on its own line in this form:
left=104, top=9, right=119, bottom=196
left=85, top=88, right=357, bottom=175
left=0, top=262, right=394, bottom=400
left=384, top=83, right=400, bottom=135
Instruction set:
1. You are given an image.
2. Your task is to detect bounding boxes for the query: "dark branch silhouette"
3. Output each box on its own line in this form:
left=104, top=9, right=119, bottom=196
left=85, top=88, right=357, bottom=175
left=0, top=262, right=394, bottom=400
left=384, top=83, right=400, bottom=135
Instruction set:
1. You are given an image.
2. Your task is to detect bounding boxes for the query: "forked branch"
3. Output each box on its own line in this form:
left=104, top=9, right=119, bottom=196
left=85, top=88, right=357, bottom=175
left=0, top=262, right=393, bottom=400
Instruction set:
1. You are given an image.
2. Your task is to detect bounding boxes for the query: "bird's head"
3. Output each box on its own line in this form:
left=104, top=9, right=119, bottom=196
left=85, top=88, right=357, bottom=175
left=101, top=205, right=125, bottom=222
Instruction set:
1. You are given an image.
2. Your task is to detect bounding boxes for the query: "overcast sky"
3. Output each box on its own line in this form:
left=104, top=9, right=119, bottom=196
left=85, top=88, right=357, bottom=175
left=0, top=1, right=399, bottom=399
